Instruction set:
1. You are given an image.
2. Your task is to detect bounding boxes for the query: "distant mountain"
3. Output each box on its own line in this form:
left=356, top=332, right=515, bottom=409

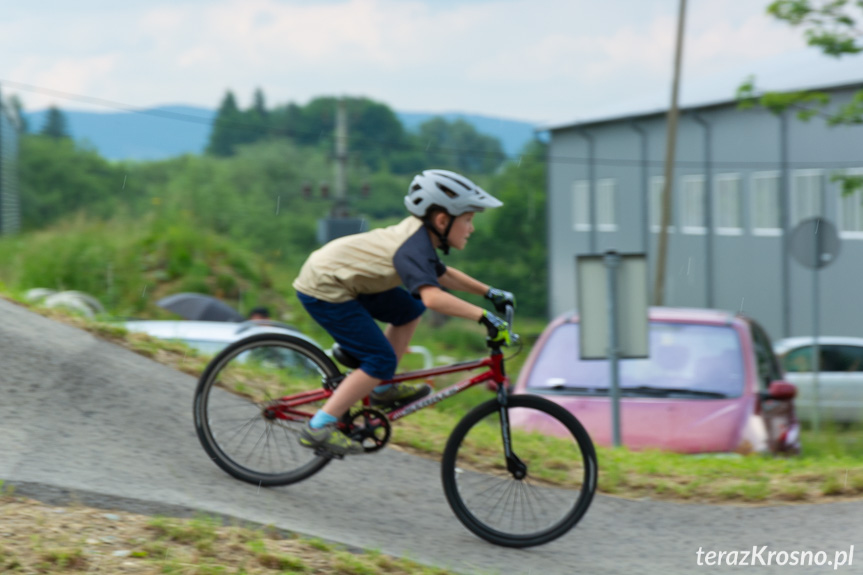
left=23, top=106, right=543, bottom=162
left=397, top=112, right=542, bottom=157
left=24, top=106, right=216, bottom=161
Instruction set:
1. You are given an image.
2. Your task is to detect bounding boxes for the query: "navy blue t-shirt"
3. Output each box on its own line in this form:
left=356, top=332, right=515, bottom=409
left=394, top=223, right=447, bottom=297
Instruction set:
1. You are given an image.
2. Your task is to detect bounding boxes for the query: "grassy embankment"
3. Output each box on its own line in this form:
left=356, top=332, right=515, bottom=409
left=0, top=481, right=460, bottom=575
left=2, top=217, right=863, bottom=506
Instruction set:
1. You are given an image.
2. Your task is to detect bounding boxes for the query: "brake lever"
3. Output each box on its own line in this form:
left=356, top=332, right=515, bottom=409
left=504, top=305, right=518, bottom=346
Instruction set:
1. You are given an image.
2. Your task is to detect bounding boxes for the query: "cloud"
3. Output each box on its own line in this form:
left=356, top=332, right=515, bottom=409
left=10, top=54, right=122, bottom=110
left=1, top=0, right=854, bottom=122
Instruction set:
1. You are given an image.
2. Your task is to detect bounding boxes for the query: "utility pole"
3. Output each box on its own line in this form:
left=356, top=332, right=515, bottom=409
left=333, top=97, right=349, bottom=218
left=316, top=97, right=367, bottom=244
left=654, top=0, right=687, bottom=305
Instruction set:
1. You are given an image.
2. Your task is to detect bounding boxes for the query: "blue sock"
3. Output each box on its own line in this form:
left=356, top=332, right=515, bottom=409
left=309, top=410, right=338, bottom=429
left=373, top=383, right=393, bottom=394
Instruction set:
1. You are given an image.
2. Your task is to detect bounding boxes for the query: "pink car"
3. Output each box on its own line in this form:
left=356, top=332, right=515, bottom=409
left=512, top=307, right=800, bottom=454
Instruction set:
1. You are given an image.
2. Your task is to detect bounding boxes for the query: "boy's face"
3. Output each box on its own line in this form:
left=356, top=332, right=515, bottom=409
left=446, top=212, right=475, bottom=250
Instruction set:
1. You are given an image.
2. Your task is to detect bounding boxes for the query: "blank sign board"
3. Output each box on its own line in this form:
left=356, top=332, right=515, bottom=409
left=577, top=253, right=649, bottom=360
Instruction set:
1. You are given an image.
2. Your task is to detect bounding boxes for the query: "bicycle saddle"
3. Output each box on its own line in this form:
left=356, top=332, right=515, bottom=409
left=331, top=344, right=361, bottom=369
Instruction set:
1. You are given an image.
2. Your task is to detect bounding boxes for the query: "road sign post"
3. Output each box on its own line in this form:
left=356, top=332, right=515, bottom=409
left=789, top=217, right=841, bottom=432
left=577, top=251, right=649, bottom=447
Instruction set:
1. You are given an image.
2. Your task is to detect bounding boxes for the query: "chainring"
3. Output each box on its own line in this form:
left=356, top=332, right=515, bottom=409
left=343, top=407, right=391, bottom=453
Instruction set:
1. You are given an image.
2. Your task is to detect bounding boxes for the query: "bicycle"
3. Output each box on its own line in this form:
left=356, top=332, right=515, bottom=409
left=193, top=306, right=597, bottom=548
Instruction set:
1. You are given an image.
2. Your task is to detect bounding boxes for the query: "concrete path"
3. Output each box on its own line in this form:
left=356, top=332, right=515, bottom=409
left=1, top=297, right=861, bottom=574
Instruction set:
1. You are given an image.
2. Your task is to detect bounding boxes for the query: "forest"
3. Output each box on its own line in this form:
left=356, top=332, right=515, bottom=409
left=0, top=91, right=549, bottom=322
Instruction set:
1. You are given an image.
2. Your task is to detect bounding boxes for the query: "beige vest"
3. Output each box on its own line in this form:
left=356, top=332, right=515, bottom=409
left=293, top=217, right=427, bottom=302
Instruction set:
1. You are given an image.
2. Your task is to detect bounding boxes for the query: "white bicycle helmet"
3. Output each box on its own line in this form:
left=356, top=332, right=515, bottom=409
left=404, top=169, right=503, bottom=217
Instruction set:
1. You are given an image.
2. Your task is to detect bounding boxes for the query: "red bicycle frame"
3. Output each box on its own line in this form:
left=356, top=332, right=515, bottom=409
left=267, top=350, right=509, bottom=424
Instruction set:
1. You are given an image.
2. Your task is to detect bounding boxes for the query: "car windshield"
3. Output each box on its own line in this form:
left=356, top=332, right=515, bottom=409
left=526, top=322, right=745, bottom=398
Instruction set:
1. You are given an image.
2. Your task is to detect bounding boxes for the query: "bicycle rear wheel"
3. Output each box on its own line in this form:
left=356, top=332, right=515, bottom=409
left=441, top=394, right=597, bottom=548
left=193, top=333, right=339, bottom=486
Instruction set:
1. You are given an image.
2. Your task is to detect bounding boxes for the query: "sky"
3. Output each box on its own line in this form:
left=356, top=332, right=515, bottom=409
left=3, top=0, right=862, bottom=127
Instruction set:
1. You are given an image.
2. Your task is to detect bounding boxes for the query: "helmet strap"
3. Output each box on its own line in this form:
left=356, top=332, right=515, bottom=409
left=440, top=215, right=456, bottom=255
left=424, top=213, right=455, bottom=255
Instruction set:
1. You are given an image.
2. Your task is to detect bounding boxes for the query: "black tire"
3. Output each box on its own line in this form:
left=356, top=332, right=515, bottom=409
left=193, top=333, right=339, bottom=486
left=441, top=394, right=597, bottom=548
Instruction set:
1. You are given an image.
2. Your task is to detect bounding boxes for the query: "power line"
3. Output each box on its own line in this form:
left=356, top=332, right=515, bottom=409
left=1, top=79, right=215, bottom=126
left=4, top=78, right=526, bottom=162
left=4, top=79, right=862, bottom=171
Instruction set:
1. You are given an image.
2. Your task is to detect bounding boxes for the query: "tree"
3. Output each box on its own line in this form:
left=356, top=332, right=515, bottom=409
left=18, top=135, right=123, bottom=229
left=206, top=91, right=245, bottom=156
left=268, top=102, right=306, bottom=141
left=246, top=88, right=270, bottom=145
left=415, top=117, right=506, bottom=175
left=738, top=0, right=863, bottom=193
left=446, top=140, right=548, bottom=317
left=39, top=105, right=69, bottom=139
left=251, top=88, right=267, bottom=119
left=8, top=95, right=28, bottom=133
left=293, top=96, right=415, bottom=171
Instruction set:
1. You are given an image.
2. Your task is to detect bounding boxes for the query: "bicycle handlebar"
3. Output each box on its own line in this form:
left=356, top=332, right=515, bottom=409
left=504, top=304, right=520, bottom=347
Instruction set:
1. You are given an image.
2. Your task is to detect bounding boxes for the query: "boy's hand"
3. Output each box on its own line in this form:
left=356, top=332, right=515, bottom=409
left=485, top=287, right=515, bottom=313
left=479, top=310, right=512, bottom=346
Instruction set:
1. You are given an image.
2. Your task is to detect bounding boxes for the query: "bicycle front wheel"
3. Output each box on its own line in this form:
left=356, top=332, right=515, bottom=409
left=193, top=333, right=339, bottom=486
left=441, top=394, right=597, bottom=548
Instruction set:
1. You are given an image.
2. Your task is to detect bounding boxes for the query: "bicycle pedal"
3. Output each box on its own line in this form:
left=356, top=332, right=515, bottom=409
left=313, top=448, right=344, bottom=460
left=370, top=404, right=395, bottom=413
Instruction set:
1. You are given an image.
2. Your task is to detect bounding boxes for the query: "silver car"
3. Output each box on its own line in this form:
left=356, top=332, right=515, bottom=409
left=121, top=319, right=322, bottom=356
left=121, top=319, right=435, bottom=369
left=773, top=336, right=863, bottom=424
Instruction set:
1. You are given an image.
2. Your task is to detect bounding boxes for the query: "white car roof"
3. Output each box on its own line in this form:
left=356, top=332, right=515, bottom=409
left=773, top=336, right=863, bottom=354
left=121, top=319, right=321, bottom=349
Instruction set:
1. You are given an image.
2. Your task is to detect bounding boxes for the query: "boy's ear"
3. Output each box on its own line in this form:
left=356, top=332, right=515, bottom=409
left=432, top=211, right=449, bottom=232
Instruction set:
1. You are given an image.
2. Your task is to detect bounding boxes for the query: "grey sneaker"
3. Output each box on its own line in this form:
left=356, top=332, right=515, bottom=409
left=298, top=422, right=364, bottom=456
left=370, top=382, right=432, bottom=409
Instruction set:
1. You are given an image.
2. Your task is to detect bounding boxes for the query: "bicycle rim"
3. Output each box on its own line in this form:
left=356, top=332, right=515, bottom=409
left=441, top=394, right=597, bottom=547
left=193, top=334, right=338, bottom=486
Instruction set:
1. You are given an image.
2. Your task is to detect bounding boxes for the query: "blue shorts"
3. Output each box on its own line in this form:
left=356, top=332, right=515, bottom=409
left=296, top=288, right=426, bottom=380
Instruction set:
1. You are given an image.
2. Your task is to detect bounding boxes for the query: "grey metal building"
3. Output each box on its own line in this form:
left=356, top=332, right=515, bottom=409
left=0, top=89, right=21, bottom=236
left=546, top=81, right=863, bottom=341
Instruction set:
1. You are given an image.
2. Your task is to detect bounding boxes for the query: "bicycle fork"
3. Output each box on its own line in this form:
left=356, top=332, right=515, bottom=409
left=496, top=375, right=527, bottom=480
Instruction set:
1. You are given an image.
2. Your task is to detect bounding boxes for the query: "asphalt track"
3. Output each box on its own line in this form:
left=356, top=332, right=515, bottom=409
left=1, top=297, right=862, bottom=574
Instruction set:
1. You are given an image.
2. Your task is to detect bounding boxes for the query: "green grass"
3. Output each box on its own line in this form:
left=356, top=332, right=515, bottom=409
left=593, top=434, right=863, bottom=503
left=0, top=480, right=15, bottom=498
left=20, top=299, right=863, bottom=505
left=3, top=218, right=863, bottom=506
left=148, top=514, right=221, bottom=552
left=136, top=515, right=454, bottom=575
left=0, top=214, right=322, bottom=338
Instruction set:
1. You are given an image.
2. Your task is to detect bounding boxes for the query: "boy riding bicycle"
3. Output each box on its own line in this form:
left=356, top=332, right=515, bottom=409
left=293, top=169, right=515, bottom=456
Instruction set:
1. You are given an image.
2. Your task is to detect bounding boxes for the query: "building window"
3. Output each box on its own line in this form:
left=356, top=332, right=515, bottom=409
left=650, top=176, right=674, bottom=233
left=597, top=179, right=617, bottom=231
left=681, top=175, right=706, bottom=234
left=572, top=180, right=591, bottom=231
left=716, top=174, right=743, bottom=235
left=751, top=171, right=781, bottom=236
left=791, top=170, right=823, bottom=226
left=838, top=168, right=863, bottom=238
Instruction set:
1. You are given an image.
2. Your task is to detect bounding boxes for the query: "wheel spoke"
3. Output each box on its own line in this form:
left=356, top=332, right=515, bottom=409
left=441, top=396, right=597, bottom=547
left=194, top=335, right=337, bottom=486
